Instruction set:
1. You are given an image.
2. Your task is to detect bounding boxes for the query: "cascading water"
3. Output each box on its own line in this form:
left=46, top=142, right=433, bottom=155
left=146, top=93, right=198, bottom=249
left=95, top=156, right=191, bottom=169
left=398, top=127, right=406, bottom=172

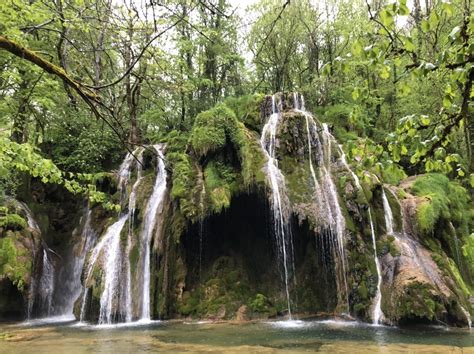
left=460, top=306, right=472, bottom=329
left=293, top=94, right=349, bottom=312
left=13, top=200, right=40, bottom=319
left=260, top=95, right=294, bottom=318
left=97, top=215, right=128, bottom=324
left=80, top=146, right=168, bottom=324
left=16, top=199, right=57, bottom=319
left=382, top=190, right=394, bottom=234
left=81, top=148, right=143, bottom=324
left=38, top=247, right=55, bottom=316
left=139, top=145, right=167, bottom=321
left=367, top=209, right=383, bottom=324
left=55, top=207, right=97, bottom=317
left=337, top=147, right=383, bottom=324
left=123, top=149, right=144, bottom=322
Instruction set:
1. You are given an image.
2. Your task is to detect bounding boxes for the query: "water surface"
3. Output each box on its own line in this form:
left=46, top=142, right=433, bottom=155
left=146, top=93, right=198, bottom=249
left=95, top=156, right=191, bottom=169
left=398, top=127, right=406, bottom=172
left=0, top=318, right=472, bottom=353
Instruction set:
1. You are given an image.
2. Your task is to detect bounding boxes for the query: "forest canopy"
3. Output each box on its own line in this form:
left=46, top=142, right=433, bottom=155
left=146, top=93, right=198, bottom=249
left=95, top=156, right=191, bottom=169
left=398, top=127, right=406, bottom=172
left=0, top=0, right=473, bottom=200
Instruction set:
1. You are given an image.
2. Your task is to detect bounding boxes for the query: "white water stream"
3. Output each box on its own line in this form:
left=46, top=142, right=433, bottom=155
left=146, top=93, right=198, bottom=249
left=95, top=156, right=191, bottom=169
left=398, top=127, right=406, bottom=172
left=260, top=95, right=293, bottom=318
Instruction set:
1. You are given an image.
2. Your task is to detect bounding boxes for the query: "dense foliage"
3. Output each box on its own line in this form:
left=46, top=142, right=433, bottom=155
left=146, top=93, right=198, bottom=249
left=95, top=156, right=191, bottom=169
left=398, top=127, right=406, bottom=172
left=0, top=0, right=472, bottom=259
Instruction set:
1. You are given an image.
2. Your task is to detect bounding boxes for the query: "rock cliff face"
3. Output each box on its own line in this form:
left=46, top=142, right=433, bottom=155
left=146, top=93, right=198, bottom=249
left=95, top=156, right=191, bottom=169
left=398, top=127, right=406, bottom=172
left=379, top=178, right=472, bottom=327
left=0, top=93, right=471, bottom=327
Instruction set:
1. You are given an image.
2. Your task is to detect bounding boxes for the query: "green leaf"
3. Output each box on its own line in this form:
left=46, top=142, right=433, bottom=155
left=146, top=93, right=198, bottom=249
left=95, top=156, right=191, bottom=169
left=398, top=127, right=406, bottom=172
left=379, top=8, right=395, bottom=28
left=421, top=20, right=430, bottom=33
left=428, top=12, right=439, bottom=29
left=403, top=36, right=416, bottom=52
left=352, top=41, right=363, bottom=56
left=398, top=3, right=410, bottom=16
left=420, top=115, right=430, bottom=126
left=443, top=96, right=452, bottom=108
left=380, top=65, right=390, bottom=79
left=352, top=87, right=360, bottom=101
left=442, top=2, right=453, bottom=16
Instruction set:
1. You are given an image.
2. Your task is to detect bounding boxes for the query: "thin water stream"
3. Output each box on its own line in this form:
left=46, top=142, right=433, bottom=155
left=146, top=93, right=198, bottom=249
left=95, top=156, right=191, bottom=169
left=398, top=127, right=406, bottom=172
left=260, top=95, right=294, bottom=318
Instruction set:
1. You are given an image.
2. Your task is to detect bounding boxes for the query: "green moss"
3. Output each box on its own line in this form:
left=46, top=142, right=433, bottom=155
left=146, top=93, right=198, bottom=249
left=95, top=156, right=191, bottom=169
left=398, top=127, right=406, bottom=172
left=446, top=258, right=471, bottom=297
left=168, top=102, right=266, bottom=221
left=280, top=156, right=313, bottom=205
left=0, top=236, right=31, bottom=291
left=377, top=235, right=400, bottom=257
left=177, top=256, right=256, bottom=319
left=358, top=281, right=368, bottom=300
left=169, top=153, right=200, bottom=219
left=0, top=214, right=27, bottom=231
left=129, top=244, right=139, bottom=275
left=204, top=162, right=238, bottom=213
left=353, top=303, right=366, bottom=314
left=462, top=234, right=474, bottom=280
left=224, top=94, right=264, bottom=131
left=411, top=174, right=470, bottom=235
left=190, top=104, right=235, bottom=157
left=228, top=122, right=266, bottom=186
left=395, top=282, right=440, bottom=321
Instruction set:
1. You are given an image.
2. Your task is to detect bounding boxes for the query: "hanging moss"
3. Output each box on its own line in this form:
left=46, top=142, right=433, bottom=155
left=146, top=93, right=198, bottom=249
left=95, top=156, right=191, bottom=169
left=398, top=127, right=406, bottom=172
left=168, top=102, right=267, bottom=221
left=169, top=153, right=200, bottom=219
left=204, top=162, right=239, bottom=213
left=0, top=235, right=31, bottom=291
left=228, top=121, right=266, bottom=187
left=411, top=174, right=470, bottom=235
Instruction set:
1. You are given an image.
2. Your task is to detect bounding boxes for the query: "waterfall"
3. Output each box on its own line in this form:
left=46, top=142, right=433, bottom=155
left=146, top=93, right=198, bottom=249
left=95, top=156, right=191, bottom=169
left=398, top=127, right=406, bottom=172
left=14, top=199, right=58, bottom=319
left=80, top=146, right=168, bottom=324
left=460, top=306, right=472, bottom=329
left=13, top=200, right=40, bottom=319
left=139, top=145, right=167, bottom=321
left=51, top=207, right=97, bottom=316
left=382, top=190, right=394, bottom=234
left=38, top=247, right=55, bottom=316
left=260, top=95, right=294, bottom=318
left=124, top=149, right=144, bottom=322
left=337, top=147, right=383, bottom=324
left=294, top=94, right=349, bottom=312
left=97, top=214, right=128, bottom=324
left=367, top=209, right=383, bottom=324
left=81, top=148, right=143, bottom=324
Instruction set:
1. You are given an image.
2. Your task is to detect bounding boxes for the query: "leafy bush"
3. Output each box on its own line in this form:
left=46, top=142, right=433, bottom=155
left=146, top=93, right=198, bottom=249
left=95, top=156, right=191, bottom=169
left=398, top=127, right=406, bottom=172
left=249, top=293, right=270, bottom=313
left=45, top=112, right=123, bottom=173
left=0, top=214, right=27, bottom=231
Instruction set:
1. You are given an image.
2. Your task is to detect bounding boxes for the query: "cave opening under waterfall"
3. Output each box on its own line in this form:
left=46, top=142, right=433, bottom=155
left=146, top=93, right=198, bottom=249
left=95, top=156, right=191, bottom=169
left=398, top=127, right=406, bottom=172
left=181, top=191, right=339, bottom=317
